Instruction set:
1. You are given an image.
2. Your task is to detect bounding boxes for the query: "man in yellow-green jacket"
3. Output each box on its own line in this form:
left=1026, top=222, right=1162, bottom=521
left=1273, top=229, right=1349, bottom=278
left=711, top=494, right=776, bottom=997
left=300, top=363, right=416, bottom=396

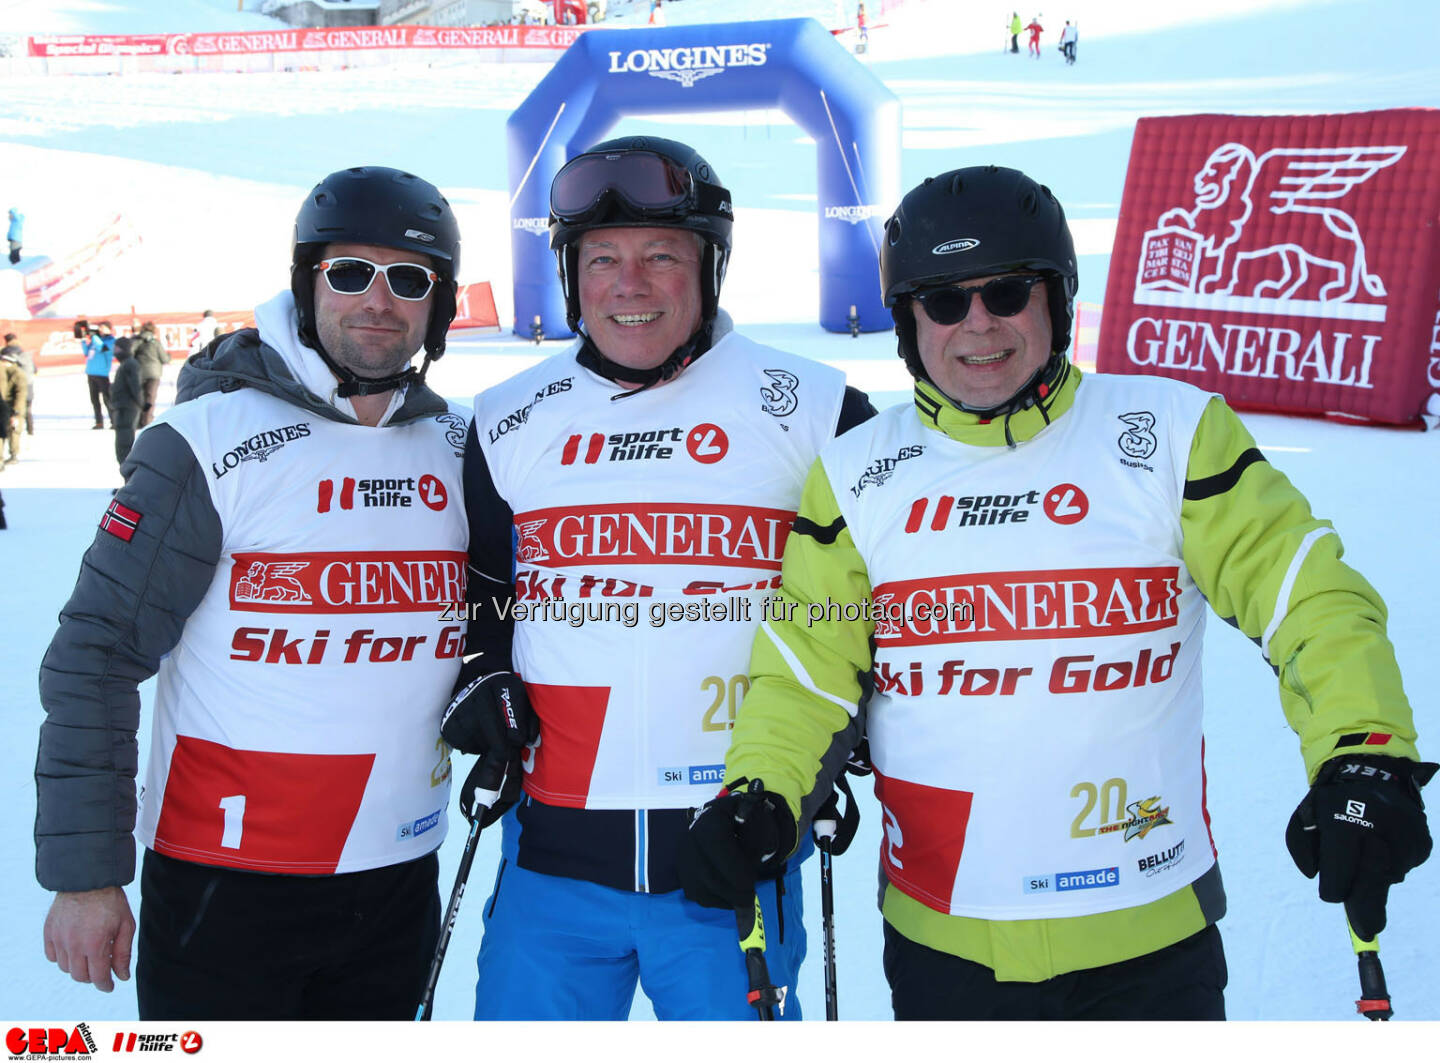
left=676, top=165, right=1435, bottom=1019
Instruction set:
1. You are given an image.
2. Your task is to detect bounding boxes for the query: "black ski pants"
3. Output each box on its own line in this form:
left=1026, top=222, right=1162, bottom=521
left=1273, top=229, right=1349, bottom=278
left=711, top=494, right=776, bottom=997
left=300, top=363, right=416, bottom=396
left=883, top=921, right=1227, bottom=1020
left=86, top=374, right=111, bottom=426
left=136, top=848, right=441, bottom=1020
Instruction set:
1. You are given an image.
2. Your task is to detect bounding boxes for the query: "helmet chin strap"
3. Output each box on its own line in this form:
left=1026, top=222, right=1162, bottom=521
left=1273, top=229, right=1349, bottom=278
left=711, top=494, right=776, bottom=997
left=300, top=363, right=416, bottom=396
left=952, top=350, right=1068, bottom=420
left=307, top=336, right=428, bottom=399
left=576, top=318, right=715, bottom=400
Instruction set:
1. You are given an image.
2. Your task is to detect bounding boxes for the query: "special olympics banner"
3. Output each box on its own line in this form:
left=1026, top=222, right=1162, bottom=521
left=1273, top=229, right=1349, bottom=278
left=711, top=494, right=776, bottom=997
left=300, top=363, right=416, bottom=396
left=28, top=25, right=585, bottom=58
left=1096, top=109, right=1440, bottom=426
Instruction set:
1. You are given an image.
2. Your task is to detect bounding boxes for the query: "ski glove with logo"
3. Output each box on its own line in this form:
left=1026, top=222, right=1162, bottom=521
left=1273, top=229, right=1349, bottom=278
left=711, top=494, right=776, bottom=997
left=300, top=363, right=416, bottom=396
left=678, top=779, right=797, bottom=911
left=441, top=662, right=537, bottom=828
left=1285, top=753, right=1437, bottom=939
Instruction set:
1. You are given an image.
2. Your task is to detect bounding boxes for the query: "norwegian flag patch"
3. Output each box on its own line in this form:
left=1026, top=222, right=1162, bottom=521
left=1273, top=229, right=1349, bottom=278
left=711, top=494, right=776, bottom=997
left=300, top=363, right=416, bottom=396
left=100, top=499, right=142, bottom=543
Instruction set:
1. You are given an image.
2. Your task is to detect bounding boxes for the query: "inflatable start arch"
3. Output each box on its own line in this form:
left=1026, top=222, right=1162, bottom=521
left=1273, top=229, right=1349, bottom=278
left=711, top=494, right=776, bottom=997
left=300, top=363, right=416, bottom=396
left=506, top=18, right=902, bottom=337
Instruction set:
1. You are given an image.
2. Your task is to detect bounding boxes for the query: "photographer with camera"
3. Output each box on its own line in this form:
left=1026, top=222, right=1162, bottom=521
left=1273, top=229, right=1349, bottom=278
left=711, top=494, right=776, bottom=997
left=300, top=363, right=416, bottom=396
left=78, top=319, right=115, bottom=430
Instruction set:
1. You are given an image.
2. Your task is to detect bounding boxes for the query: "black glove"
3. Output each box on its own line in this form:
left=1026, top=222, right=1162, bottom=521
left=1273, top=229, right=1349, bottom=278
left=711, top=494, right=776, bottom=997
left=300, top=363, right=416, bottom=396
left=677, top=779, right=797, bottom=911
left=441, top=664, right=536, bottom=754
left=457, top=751, right=522, bottom=829
left=441, top=664, right=537, bottom=829
left=1285, top=753, right=1437, bottom=939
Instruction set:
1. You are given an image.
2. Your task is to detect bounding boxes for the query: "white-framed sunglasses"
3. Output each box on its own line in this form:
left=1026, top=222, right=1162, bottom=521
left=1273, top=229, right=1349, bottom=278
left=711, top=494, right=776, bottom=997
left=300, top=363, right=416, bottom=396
left=313, top=256, right=438, bottom=301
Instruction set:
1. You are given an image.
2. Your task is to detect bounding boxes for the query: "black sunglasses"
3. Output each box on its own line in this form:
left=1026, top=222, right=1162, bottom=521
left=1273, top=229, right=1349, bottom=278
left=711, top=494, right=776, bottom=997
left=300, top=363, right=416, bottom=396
left=913, top=275, right=1045, bottom=326
left=314, top=257, right=438, bottom=301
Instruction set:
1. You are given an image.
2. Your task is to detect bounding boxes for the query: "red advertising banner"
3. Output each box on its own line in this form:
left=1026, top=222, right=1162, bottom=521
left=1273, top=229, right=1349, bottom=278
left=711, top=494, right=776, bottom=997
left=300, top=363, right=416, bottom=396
left=8, top=284, right=497, bottom=370
left=6, top=311, right=255, bottom=371
left=452, top=281, right=500, bottom=331
left=28, top=25, right=586, bottom=58
left=1096, top=109, right=1440, bottom=426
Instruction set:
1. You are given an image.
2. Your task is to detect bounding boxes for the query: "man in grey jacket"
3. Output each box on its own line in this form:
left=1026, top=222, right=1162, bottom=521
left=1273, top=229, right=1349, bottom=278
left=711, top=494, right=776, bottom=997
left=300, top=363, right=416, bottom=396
left=36, top=166, right=470, bottom=1019
left=131, top=322, right=170, bottom=428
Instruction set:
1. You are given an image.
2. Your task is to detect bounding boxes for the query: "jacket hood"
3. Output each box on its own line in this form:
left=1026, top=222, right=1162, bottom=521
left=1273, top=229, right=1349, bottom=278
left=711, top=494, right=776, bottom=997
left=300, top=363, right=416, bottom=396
left=176, top=290, right=451, bottom=426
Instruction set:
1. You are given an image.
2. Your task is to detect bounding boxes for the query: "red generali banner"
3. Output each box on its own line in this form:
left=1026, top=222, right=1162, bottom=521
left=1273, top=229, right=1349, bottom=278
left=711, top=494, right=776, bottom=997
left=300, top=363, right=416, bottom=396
left=1096, top=109, right=1440, bottom=426
left=28, top=25, right=586, bottom=58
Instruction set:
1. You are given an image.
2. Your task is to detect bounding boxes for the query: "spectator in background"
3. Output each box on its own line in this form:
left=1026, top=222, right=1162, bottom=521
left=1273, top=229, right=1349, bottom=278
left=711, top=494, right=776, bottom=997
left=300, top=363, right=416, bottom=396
left=7, top=208, right=22, bottom=265
left=1, top=333, right=32, bottom=435
left=649, top=0, right=665, bottom=27
left=0, top=347, right=25, bottom=466
left=110, top=336, right=143, bottom=468
left=1026, top=14, right=1043, bottom=57
left=132, top=322, right=170, bottom=428
left=857, top=2, right=869, bottom=48
left=1059, top=19, right=1077, bottom=64
left=1009, top=11, right=1021, bottom=53
left=82, top=320, right=115, bottom=430
left=190, top=309, right=219, bottom=355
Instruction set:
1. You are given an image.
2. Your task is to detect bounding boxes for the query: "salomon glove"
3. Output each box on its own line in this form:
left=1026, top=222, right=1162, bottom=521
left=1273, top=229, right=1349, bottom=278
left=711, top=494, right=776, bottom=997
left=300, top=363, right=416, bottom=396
left=678, top=780, right=797, bottom=911
left=1285, top=753, right=1437, bottom=939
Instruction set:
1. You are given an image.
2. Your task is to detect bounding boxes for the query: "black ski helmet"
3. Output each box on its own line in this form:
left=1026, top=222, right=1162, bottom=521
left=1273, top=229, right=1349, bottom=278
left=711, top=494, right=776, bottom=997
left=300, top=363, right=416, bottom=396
left=549, top=135, right=733, bottom=333
left=291, top=166, right=461, bottom=393
left=880, top=165, right=1077, bottom=390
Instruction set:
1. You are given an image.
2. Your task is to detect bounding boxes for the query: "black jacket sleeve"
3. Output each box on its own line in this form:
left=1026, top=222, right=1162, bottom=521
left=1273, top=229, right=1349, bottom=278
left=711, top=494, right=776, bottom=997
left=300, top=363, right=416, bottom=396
left=836, top=385, right=877, bottom=436
left=35, top=422, right=223, bottom=892
left=461, top=418, right=516, bottom=674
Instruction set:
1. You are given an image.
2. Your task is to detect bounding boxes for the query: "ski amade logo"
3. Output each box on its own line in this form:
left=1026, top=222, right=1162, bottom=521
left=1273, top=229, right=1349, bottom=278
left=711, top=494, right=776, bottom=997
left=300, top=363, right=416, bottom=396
left=606, top=42, right=771, bottom=87
left=6, top=1024, right=97, bottom=1059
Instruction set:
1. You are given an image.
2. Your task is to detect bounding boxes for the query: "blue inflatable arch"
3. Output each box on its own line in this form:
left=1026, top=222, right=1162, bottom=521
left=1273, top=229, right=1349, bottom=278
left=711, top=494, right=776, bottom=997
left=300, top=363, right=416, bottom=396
left=506, top=18, right=902, bottom=337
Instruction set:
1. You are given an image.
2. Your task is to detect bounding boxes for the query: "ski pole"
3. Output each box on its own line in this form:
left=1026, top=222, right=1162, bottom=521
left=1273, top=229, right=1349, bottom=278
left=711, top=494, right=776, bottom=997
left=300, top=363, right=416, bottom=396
left=736, top=893, right=783, bottom=1020
left=1348, top=920, right=1392, bottom=1021
left=416, top=771, right=501, bottom=1021
left=732, top=779, right=784, bottom=1020
left=813, top=815, right=839, bottom=1021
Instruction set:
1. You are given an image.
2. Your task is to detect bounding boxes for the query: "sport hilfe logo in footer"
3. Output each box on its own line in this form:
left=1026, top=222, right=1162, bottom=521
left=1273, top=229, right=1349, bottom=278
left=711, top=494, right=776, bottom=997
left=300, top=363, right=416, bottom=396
left=109, top=1031, right=203, bottom=1054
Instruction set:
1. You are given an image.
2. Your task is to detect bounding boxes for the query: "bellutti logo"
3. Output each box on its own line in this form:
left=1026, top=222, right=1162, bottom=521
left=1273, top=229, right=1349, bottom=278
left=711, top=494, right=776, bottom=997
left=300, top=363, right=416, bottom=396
left=1135, top=142, right=1405, bottom=320
left=512, top=216, right=549, bottom=236
left=6, top=1024, right=97, bottom=1058
left=605, top=42, right=771, bottom=87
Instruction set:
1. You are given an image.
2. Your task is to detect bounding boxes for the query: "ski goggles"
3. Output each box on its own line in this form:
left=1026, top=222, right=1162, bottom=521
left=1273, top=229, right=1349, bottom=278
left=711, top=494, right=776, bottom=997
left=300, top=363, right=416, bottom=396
left=314, top=257, right=439, bottom=301
left=913, top=274, right=1045, bottom=326
left=550, top=150, right=729, bottom=225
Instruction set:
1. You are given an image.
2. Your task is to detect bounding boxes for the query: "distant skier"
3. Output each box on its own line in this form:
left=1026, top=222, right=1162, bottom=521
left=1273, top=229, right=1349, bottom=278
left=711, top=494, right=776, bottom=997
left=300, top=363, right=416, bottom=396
left=1059, top=19, right=1077, bottom=64
left=1026, top=15, right=1043, bottom=57
left=189, top=308, right=218, bottom=354
left=6, top=207, right=22, bottom=265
